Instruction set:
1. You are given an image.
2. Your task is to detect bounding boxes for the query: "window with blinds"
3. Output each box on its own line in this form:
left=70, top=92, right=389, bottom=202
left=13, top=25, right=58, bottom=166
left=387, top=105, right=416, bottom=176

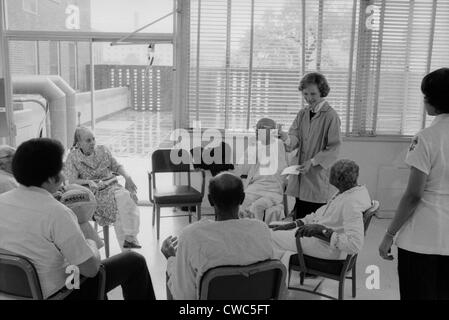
left=187, top=0, right=449, bottom=136
left=370, top=0, right=449, bottom=135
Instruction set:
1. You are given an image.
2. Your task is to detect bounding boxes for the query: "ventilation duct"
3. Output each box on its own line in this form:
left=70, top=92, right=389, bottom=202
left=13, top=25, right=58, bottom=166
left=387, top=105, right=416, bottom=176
left=12, top=75, right=68, bottom=147
left=47, top=76, right=77, bottom=147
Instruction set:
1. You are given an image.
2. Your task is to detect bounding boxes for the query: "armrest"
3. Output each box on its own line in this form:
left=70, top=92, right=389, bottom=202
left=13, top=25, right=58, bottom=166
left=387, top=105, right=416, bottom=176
left=312, top=233, right=329, bottom=242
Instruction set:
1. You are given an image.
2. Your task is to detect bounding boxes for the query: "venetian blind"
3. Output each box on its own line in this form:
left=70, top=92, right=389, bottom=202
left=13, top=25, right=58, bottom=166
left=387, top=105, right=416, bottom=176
left=188, top=0, right=358, bottom=132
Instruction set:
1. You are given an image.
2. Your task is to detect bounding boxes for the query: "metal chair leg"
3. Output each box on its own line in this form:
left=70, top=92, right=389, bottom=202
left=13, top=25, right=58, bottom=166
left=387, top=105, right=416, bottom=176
left=352, top=265, right=357, bottom=298
left=188, top=207, right=192, bottom=224
left=287, top=267, right=292, bottom=288
left=338, top=280, right=344, bottom=300
left=156, top=206, right=161, bottom=240
left=103, top=226, right=109, bottom=258
left=197, top=205, right=201, bottom=221
left=152, top=204, right=156, bottom=227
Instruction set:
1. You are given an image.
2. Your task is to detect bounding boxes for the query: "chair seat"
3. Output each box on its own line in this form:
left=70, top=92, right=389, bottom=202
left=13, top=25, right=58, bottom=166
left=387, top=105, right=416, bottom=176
left=153, top=185, right=203, bottom=205
left=290, top=254, right=348, bottom=276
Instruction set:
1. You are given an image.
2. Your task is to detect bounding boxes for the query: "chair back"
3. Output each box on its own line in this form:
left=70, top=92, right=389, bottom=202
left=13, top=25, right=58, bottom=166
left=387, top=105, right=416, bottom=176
left=0, top=249, right=43, bottom=300
left=151, top=149, right=191, bottom=173
left=199, top=260, right=286, bottom=300
left=363, top=200, right=380, bottom=234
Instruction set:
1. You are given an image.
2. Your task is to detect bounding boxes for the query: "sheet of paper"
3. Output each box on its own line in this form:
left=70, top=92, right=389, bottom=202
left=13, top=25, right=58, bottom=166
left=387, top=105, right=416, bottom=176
left=281, top=165, right=302, bottom=175
left=268, top=221, right=290, bottom=227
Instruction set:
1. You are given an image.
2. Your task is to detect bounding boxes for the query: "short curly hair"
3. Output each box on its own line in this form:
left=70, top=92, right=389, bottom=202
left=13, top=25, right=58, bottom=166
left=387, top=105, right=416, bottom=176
left=421, top=68, right=449, bottom=114
left=12, top=138, right=64, bottom=187
left=330, top=159, right=359, bottom=192
left=298, top=72, right=330, bottom=97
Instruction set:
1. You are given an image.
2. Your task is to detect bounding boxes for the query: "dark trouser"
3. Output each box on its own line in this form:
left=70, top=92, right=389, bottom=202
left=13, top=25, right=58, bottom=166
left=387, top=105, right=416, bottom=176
left=67, top=251, right=156, bottom=300
left=398, top=247, right=449, bottom=300
left=293, top=199, right=326, bottom=219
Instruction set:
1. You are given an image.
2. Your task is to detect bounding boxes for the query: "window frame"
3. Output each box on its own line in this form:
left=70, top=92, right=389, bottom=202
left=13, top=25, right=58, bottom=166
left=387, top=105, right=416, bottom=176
left=22, top=0, right=38, bottom=15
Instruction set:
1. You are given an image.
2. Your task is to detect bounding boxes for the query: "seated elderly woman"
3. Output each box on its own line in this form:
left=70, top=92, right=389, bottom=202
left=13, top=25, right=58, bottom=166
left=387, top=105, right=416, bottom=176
left=64, top=126, right=141, bottom=249
left=236, top=118, right=288, bottom=223
left=270, top=159, right=371, bottom=268
left=0, top=145, right=18, bottom=194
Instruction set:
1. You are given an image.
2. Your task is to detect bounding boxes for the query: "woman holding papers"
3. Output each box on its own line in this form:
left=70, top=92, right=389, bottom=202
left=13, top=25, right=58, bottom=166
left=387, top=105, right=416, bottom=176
left=279, top=72, right=341, bottom=219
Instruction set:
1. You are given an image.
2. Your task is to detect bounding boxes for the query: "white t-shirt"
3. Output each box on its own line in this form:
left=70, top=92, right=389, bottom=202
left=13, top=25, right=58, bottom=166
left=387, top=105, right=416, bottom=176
left=166, top=218, right=274, bottom=300
left=396, top=114, right=449, bottom=255
left=0, top=169, right=18, bottom=194
left=0, top=186, right=94, bottom=298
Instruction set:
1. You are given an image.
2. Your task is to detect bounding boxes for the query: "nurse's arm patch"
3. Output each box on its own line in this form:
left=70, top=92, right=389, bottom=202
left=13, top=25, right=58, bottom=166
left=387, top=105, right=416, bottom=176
left=409, top=137, right=418, bottom=152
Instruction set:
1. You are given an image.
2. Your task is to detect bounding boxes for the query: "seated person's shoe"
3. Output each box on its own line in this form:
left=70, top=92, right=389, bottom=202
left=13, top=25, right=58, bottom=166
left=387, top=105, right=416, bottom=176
left=123, top=240, right=142, bottom=249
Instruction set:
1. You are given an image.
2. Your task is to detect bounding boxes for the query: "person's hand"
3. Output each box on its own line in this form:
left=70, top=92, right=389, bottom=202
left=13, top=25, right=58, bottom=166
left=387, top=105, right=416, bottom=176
left=295, top=224, right=325, bottom=238
left=279, top=130, right=288, bottom=142
left=130, top=192, right=139, bottom=204
left=270, top=222, right=297, bottom=231
left=125, top=176, right=137, bottom=194
left=298, top=160, right=312, bottom=174
left=379, top=234, right=394, bottom=260
left=97, top=180, right=106, bottom=190
left=53, top=190, right=64, bottom=201
left=86, top=180, right=99, bottom=191
left=161, top=236, right=178, bottom=259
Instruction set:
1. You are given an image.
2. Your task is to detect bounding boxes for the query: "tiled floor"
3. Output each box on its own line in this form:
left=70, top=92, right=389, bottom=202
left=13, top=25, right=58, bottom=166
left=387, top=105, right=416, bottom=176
left=94, top=109, right=400, bottom=300
left=95, top=109, right=173, bottom=157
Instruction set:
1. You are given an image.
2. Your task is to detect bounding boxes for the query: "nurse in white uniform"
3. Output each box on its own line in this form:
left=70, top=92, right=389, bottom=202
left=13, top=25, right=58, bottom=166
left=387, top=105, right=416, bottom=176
left=379, top=68, right=449, bottom=300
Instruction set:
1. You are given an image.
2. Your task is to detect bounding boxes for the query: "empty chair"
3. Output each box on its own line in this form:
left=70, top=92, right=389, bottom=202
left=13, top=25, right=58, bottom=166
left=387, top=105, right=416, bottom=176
left=148, top=149, right=205, bottom=239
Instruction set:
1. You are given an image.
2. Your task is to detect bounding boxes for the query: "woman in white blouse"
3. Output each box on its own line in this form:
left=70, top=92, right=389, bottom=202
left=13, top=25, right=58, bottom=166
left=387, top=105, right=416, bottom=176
left=271, top=159, right=371, bottom=267
left=379, top=68, right=449, bottom=300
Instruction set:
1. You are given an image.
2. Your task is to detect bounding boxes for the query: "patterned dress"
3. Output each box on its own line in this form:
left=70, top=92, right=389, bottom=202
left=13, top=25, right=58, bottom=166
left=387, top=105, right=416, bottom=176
left=64, top=145, right=123, bottom=227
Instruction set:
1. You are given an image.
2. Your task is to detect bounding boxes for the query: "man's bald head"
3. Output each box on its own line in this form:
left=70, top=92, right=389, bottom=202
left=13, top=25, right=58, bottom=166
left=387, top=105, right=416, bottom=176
left=208, top=172, right=245, bottom=217
left=256, top=118, right=276, bottom=130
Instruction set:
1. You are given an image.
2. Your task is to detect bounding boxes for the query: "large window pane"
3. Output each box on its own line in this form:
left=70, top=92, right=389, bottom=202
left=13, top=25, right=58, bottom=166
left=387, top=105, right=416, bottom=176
left=188, top=0, right=356, bottom=131
left=92, top=42, right=173, bottom=112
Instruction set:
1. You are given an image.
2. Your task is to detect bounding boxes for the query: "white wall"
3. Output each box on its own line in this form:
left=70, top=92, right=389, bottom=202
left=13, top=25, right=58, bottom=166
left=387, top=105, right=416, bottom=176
left=340, top=138, right=412, bottom=217
left=183, top=134, right=413, bottom=217
left=76, top=87, right=130, bottom=125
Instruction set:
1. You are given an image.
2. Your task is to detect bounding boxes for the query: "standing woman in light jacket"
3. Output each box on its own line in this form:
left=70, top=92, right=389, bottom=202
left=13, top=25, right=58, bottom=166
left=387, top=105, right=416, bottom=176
left=379, top=68, right=449, bottom=300
left=279, top=72, right=341, bottom=219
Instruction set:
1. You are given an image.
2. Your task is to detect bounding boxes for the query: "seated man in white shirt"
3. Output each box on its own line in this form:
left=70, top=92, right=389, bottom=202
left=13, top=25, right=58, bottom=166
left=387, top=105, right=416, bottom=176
left=236, top=118, right=288, bottom=222
left=0, top=145, right=18, bottom=194
left=0, top=138, right=155, bottom=300
left=270, top=159, right=372, bottom=269
left=161, top=172, right=275, bottom=300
